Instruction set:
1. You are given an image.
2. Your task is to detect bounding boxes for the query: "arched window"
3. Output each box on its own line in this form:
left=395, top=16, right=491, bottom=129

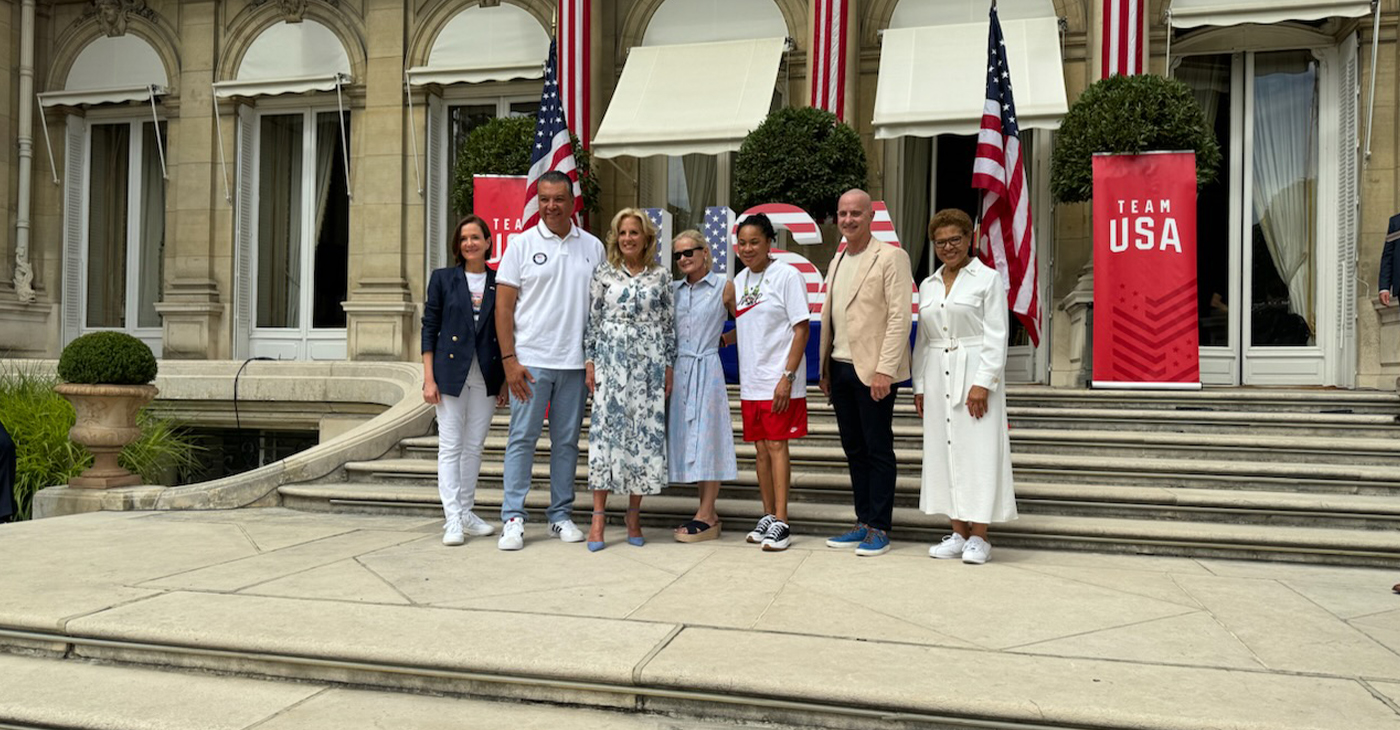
left=642, top=0, right=786, bottom=45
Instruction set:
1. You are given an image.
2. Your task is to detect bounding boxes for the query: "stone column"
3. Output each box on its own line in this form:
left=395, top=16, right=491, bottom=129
left=342, top=0, right=415, bottom=361
left=1055, top=263, right=1095, bottom=388
left=154, top=0, right=225, bottom=359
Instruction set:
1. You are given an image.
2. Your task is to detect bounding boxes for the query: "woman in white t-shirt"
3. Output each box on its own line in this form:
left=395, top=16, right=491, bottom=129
left=725, top=213, right=810, bottom=552
left=422, top=215, right=507, bottom=547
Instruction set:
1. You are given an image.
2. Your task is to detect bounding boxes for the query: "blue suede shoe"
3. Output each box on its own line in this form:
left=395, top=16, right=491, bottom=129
left=855, top=528, right=891, bottom=557
left=825, top=523, right=867, bottom=549
left=626, top=508, right=645, bottom=547
left=587, top=510, right=605, bottom=552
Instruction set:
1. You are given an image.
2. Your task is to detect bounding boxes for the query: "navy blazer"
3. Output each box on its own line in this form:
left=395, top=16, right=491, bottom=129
left=1381, top=213, right=1400, bottom=297
left=422, top=266, right=504, bottom=397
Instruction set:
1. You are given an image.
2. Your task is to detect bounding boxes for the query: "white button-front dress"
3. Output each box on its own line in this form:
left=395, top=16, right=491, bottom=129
left=911, top=258, right=1017, bottom=524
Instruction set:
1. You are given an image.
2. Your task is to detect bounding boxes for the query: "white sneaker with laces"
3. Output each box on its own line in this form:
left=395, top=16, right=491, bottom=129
left=498, top=517, right=525, bottom=551
left=442, top=520, right=465, bottom=547
left=929, top=533, right=967, bottom=559
left=551, top=519, right=585, bottom=543
left=962, top=536, right=992, bottom=564
left=461, top=511, right=495, bottom=537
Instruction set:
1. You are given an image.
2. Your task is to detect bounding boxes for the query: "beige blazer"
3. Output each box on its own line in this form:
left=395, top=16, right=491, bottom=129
left=818, top=240, right=914, bottom=385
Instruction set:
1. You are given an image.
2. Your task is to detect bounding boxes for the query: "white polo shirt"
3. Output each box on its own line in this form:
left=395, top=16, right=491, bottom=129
left=495, top=221, right=604, bottom=370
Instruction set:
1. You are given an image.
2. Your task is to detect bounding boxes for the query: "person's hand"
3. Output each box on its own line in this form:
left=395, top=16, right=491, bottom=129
left=665, top=366, right=674, bottom=398
left=423, top=381, right=440, bottom=405
left=495, top=391, right=508, bottom=408
left=870, top=373, right=892, bottom=402
left=914, top=394, right=924, bottom=418
left=585, top=362, right=596, bottom=396
left=772, top=378, right=792, bottom=414
left=818, top=377, right=830, bottom=397
left=966, top=385, right=989, bottom=420
left=1382, top=290, right=1393, bottom=307
left=505, top=359, right=534, bottom=402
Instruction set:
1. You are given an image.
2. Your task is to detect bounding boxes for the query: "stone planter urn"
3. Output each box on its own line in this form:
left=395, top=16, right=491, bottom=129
left=54, top=383, right=158, bottom=488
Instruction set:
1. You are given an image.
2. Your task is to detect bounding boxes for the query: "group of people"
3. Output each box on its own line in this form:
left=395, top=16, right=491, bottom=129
left=420, top=172, right=1017, bottom=562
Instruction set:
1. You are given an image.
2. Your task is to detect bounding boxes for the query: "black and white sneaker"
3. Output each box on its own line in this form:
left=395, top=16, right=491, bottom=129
left=761, top=520, right=791, bottom=552
left=746, top=514, right=775, bottom=544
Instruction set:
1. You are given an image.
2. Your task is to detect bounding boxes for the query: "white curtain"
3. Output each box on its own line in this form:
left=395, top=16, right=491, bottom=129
left=901, top=137, right=932, bottom=274
left=1251, top=52, right=1318, bottom=331
left=86, top=124, right=130, bottom=329
left=313, top=114, right=338, bottom=240
left=1178, top=55, right=1230, bottom=134
left=257, top=114, right=303, bottom=328
left=681, top=153, right=716, bottom=234
left=137, top=122, right=165, bottom=329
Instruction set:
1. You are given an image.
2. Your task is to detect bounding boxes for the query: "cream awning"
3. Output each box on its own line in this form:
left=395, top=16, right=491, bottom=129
left=592, top=37, right=786, bottom=159
left=873, top=18, right=1068, bottom=139
left=212, top=74, right=346, bottom=99
left=38, top=85, right=164, bottom=108
left=405, top=64, right=542, bottom=87
left=408, top=3, right=548, bottom=86
left=1169, top=0, right=1370, bottom=27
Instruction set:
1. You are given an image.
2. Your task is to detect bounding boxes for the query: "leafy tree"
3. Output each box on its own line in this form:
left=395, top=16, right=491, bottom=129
left=733, top=107, right=868, bottom=222
left=450, top=115, right=600, bottom=217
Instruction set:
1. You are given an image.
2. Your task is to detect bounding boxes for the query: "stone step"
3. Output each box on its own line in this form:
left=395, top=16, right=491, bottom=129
left=403, top=426, right=1400, bottom=466
left=279, top=483, right=1400, bottom=567
left=1006, top=406, right=1400, bottom=438
left=316, top=466, right=1400, bottom=531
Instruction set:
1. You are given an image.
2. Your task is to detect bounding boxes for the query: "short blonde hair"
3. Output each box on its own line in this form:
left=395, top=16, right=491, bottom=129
left=605, top=208, right=659, bottom=270
left=673, top=229, right=711, bottom=268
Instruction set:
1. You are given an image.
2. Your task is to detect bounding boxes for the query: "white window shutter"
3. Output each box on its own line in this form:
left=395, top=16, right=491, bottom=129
left=233, top=105, right=257, bottom=359
left=426, top=94, right=445, bottom=277
left=61, top=114, right=88, bottom=345
left=1336, top=33, right=1360, bottom=387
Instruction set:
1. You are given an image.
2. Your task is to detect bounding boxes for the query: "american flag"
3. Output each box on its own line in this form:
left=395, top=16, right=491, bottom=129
left=557, top=0, right=590, bottom=148
left=702, top=206, right=732, bottom=275
left=972, top=4, right=1041, bottom=346
left=1103, top=0, right=1143, bottom=77
left=643, top=207, right=669, bottom=266
left=810, top=0, right=850, bottom=119
left=521, top=38, right=581, bottom=230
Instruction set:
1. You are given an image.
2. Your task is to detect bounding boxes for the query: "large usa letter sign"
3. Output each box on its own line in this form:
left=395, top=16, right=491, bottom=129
left=1091, top=152, right=1200, bottom=389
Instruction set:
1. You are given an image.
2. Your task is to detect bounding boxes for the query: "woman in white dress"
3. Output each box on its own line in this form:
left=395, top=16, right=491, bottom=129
left=912, top=208, right=1016, bottom=564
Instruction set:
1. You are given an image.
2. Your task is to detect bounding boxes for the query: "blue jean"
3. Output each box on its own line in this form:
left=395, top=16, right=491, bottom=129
left=500, top=366, right=586, bottom=524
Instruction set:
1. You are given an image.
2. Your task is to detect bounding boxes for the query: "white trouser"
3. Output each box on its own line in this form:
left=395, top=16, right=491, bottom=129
left=435, top=361, right=495, bottom=525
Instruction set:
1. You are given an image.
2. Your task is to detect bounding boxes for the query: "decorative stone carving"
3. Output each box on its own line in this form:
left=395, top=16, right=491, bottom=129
left=252, top=0, right=338, bottom=22
left=84, top=0, right=156, bottom=38
left=54, top=383, right=159, bottom=488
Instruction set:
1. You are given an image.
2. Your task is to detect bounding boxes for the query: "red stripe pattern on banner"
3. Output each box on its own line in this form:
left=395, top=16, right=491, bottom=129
left=810, top=0, right=849, bottom=118
left=1101, top=0, right=1143, bottom=77
left=972, top=7, right=1042, bottom=347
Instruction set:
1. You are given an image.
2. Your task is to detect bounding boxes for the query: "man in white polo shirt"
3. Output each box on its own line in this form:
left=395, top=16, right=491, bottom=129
left=494, top=170, right=604, bottom=550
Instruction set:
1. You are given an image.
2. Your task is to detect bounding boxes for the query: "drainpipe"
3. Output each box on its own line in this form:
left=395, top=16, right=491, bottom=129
left=12, top=0, right=37, bottom=302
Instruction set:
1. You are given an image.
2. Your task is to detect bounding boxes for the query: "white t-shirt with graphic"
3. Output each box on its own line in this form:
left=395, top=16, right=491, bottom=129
left=495, top=222, right=604, bottom=370
left=465, top=270, right=487, bottom=323
left=734, top=259, right=809, bottom=401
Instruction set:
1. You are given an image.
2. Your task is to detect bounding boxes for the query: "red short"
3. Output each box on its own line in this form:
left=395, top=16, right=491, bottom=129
left=740, top=399, right=808, bottom=442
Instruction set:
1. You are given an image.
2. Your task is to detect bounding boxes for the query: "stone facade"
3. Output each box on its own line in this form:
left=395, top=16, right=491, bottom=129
left=0, top=0, right=1396, bottom=388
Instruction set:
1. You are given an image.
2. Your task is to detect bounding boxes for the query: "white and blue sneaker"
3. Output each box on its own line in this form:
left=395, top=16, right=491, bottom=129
left=826, top=524, right=867, bottom=549
left=855, top=528, right=891, bottom=557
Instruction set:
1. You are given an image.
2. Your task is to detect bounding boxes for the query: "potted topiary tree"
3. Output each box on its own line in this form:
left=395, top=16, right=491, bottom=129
left=733, top=106, right=868, bottom=224
left=53, top=332, right=159, bottom=488
left=451, top=115, right=601, bottom=218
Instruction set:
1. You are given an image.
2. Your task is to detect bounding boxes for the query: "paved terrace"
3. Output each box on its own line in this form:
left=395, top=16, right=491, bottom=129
left=3, top=509, right=1400, bottom=729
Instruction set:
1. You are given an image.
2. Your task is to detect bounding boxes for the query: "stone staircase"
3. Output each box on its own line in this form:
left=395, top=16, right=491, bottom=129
left=279, top=386, right=1400, bottom=567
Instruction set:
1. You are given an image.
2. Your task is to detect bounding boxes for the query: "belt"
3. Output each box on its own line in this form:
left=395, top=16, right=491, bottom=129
left=676, top=347, right=719, bottom=360
left=928, top=335, right=982, bottom=352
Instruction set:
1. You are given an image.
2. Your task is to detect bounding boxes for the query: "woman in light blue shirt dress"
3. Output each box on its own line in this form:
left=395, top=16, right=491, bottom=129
left=669, top=230, right=738, bottom=542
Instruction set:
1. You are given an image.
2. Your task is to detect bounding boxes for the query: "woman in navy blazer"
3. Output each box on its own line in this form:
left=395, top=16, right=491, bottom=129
left=423, top=214, right=506, bottom=546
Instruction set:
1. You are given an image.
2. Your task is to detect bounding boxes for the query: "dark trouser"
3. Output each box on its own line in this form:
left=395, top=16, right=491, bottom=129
left=0, top=421, right=14, bottom=522
left=828, top=359, right=898, bottom=532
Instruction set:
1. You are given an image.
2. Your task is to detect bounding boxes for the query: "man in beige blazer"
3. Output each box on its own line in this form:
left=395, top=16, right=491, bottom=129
left=817, top=189, right=913, bottom=557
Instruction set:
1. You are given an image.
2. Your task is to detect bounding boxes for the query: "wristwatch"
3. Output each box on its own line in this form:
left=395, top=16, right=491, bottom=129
left=781, top=370, right=796, bottom=383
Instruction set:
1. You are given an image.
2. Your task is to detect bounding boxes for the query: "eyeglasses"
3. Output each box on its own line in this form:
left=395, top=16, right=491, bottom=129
left=933, top=235, right=966, bottom=249
left=673, top=247, right=705, bottom=261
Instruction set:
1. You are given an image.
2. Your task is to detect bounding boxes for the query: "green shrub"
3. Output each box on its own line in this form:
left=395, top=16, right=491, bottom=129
left=733, top=107, right=868, bottom=223
left=450, top=115, right=601, bottom=218
left=57, top=331, right=157, bottom=385
left=0, top=365, right=199, bottom=521
left=1050, top=74, right=1222, bottom=204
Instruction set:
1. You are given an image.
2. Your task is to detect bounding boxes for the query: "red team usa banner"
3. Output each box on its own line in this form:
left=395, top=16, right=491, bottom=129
left=473, top=175, right=528, bottom=269
left=1092, top=152, right=1200, bottom=389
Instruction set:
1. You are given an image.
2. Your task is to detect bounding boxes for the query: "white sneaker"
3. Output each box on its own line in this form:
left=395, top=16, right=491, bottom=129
left=962, top=536, right=991, bottom=564
left=442, top=520, right=465, bottom=547
left=929, top=533, right=967, bottom=559
left=746, top=514, right=776, bottom=544
left=551, top=519, right=585, bottom=543
left=498, top=517, right=524, bottom=551
left=461, top=511, right=495, bottom=537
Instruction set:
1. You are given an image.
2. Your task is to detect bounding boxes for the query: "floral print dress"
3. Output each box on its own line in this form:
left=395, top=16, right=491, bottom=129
left=584, top=262, right=677, bottom=494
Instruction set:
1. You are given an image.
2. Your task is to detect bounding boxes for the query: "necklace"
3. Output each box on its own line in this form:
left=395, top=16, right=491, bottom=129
left=738, top=266, right=767, bottom=308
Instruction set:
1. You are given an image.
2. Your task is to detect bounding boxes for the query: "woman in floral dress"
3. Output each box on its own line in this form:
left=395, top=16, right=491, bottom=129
left=583, top=208, right=676, bottom=550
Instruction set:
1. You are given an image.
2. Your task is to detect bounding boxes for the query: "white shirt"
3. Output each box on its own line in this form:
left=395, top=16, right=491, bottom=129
left=465, top=270, right=487, bottom=323
left=828, top=246, right=864, bottom=363
left=734, top=260, right=809, bottom=401
left=495, top=221, right=604, bottom=370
